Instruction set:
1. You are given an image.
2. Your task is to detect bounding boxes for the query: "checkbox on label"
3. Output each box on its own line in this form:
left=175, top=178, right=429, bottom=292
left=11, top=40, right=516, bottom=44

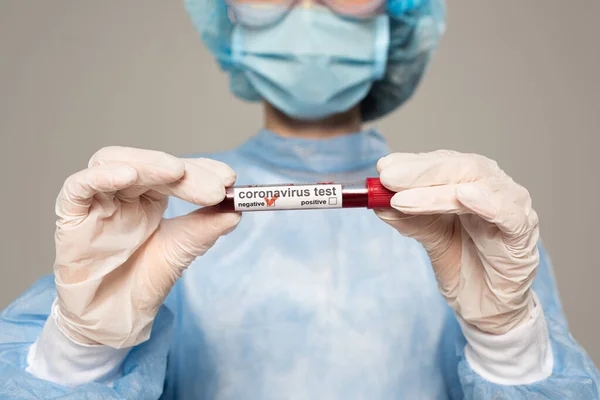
left=329, top=197, right=337, bottom=205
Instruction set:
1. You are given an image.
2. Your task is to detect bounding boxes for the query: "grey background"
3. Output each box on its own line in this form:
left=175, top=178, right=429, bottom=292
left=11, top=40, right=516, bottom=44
left=1, top=1, right=598, bottom=366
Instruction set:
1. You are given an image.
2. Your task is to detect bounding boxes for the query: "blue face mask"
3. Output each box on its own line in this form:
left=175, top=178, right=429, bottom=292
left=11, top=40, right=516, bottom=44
left=231, top=6, right=390, bottom=121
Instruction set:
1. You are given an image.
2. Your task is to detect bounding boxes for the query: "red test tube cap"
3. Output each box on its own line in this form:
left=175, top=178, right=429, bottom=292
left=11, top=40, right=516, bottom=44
left=366, top=178, right=395, bottom=209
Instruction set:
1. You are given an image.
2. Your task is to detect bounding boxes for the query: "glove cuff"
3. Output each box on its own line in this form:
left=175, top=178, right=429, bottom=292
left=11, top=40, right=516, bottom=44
left=458, top=291, right=554, bottom=385
left=26, top=299, right=130, bottom=388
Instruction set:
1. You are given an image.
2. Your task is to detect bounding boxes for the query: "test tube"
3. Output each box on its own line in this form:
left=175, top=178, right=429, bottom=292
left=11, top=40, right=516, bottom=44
left=217, top=178, right=395, bottom=212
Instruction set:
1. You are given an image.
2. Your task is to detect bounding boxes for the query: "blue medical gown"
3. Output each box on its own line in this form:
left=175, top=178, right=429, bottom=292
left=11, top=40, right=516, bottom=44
left=1, top=130, right=599, bottom=399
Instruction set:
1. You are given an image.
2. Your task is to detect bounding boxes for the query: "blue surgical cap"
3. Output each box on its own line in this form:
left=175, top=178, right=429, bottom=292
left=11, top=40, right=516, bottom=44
left=184, top=0, right=446, bottom=121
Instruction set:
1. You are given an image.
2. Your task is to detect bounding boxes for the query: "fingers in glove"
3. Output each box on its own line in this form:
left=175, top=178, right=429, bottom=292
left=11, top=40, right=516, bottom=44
left=375, top=208, right=434, bottom=238
left=389, top=178, right=538, bottom=237
left=455, top=178, right=538, bottom=237
left=89, top=147, right=185, bottom=201
left=375, top=209, right=457, bottom=257
left=89, top=146, right=186, bottom=186
left=375, top=209, right=461, bottom=290
left=160, top=208, right=241, bottom=268
left=90, top=147, right=236, bottom=206
left=135, top=208, right=241, bottom=309
left=190, top=158, right=237, bottom=187
left=118, top=159, right=236, bottom=202
left=389, top=184, right=468, bottom=215
left=57, top=165, right=138, bottom=217
left=116, top=185, right=152, bottom=200
left=153, top=158, right=236, bottom=207
left=378, top=151, right=501, bottom=191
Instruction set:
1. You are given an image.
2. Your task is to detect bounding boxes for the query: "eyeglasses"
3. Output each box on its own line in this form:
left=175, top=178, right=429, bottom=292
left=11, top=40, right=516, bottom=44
left=226, top=0, right=387, bottom=27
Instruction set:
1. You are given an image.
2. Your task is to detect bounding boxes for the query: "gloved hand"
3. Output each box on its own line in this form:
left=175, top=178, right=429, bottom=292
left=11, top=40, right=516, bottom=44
left=375, top=150, right=540, bottom=335
left=53, top=147, right=240, bottom=348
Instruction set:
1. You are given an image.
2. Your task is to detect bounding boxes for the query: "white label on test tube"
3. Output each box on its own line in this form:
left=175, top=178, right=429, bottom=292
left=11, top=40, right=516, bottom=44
left=233, top=184, right=343, bottom=211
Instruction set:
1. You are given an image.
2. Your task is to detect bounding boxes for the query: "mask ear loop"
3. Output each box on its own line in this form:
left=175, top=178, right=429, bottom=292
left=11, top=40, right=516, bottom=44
left=372, top=15, right=390, bottom=80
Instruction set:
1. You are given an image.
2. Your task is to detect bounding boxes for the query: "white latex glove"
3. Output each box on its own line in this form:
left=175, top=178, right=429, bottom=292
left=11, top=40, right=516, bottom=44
left=376, top=150, right=539, bottom=335
left=53, top=147, right=241, bottom=349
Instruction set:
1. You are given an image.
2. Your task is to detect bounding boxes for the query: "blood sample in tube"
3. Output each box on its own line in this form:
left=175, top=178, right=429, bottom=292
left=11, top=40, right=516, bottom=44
left=217, top=178, right=394, bottom=212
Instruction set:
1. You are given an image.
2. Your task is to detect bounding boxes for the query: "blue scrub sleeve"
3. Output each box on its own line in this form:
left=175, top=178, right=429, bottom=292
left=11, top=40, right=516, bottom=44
left=442, top=244, right=600, bottom=399
left=0, top=275, right=174, bottom=400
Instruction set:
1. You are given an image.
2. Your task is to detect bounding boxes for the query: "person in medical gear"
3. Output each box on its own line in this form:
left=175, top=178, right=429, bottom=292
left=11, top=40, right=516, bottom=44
left=1, top=0, right=599, bottom=398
